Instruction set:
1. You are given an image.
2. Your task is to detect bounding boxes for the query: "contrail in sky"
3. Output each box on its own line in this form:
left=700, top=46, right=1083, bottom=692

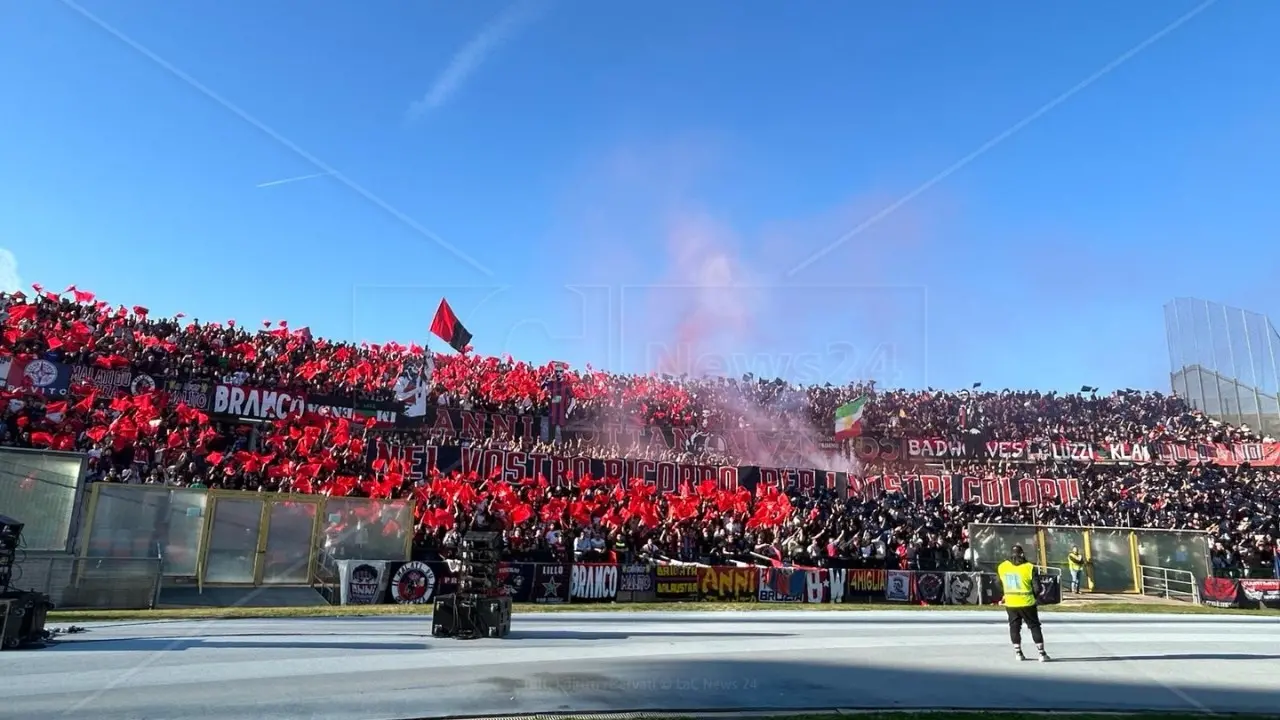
left=256, top=171, right=332, bottom=188
left=408, top=0, right=544, bottom=119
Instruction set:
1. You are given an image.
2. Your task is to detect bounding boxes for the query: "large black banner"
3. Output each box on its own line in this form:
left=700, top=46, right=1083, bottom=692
left=1200, top=577, right=1242, bottom=608
left=499, top=562, right=536, bottom=602
left=386, top=560, right=457, bottom=605
left=560, top=418, right=899, bottom=471
left=844, top=568, right=889, bottom=603
left=532, top=562, right=570, bottom=604
left=570, top=563, right=619, bottom=602
left=212, top=383, right=306, bottom=421
left=1238, top=579, right=1280, bottom=610
left=654, top=564, right=699, bottom=600
left=618, top=563, right=656, bottom=602
left=158, top=378, right=214, bottom=411
left=375, top=443, right=1079, bottom=507
left=69, top=364, right=159, bottom=396
left=377, top=443, right=856, bottom=496
left=305, top=393, right=402, bottom=425
left=413, top=444, right=753, bottom=493
left=855, top=474, right=1083, bottom=507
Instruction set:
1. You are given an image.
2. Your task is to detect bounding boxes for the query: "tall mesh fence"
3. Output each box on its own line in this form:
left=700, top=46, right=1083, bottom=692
left=0, top=448, right=85, bottom=552
left=82, top=485, right=207, bottom=577
left=77, top=485, right=413, bottom=587
left=969, top=523, right=1210, bottom=593
left=1165, top=297, right=1280, bottom=438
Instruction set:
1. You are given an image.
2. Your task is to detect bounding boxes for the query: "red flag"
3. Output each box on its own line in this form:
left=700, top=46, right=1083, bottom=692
left=429, top=298, right=472, bottom=353
left=8, top=304, right=37, bottom=323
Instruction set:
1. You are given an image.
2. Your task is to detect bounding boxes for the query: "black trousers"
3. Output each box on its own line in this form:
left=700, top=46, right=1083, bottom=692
left=1006, top=606, right=1044, bottom=646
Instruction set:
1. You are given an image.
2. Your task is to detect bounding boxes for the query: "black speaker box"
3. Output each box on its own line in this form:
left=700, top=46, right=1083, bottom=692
left=430, top=593, right=510, bottom=639
left=431, top=594, right=459, bottom=638
left=475, top=595, right=512, bottom=638
left=0, top=591, right=51, bottom=650
left=460, top=531, right=500, bottom=553
left=0, top=536, right=16, bottom=595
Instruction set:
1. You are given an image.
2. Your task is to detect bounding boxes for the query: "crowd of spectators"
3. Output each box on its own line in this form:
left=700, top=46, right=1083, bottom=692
left=1, top=286, right=1277, bottom=579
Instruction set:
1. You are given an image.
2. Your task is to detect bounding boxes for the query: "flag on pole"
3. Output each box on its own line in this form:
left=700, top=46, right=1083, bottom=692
left=423, top=348, right=435, bottom=382
left=430, top=298, right=472, bottom=353
left=834, top=396, right=869, bottom=439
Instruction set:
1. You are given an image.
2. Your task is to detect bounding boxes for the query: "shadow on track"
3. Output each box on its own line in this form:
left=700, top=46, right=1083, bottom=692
left=510, top=613, right=1270, bottom=625
left=1051, top=653, right=1280, bottom=662
left=11, top=643, right=1280, bottom=718
left=44, top=630, right=787, bottom=651
left=45, top=638, right=427, bottom=652
left=504, top=630, right=790, bottom=641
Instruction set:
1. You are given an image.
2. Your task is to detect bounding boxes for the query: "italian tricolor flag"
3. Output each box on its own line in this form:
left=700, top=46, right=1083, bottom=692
left=834, top=396, right=869, bottom=439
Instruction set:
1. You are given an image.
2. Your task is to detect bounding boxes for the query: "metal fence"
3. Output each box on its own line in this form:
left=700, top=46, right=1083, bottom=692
left=81, top=485, right=206, bottom=577
left=0, top=448, right=87, bottom=552
left=10, top=552, right=162, bottom=610
left=968, top=523, right=1211, bottom=593
left=1139, top=565, right=1199, bottom=603
left=1165, top=297, right=1280, bottom=438
left=77, top=484, right=413, bottom=589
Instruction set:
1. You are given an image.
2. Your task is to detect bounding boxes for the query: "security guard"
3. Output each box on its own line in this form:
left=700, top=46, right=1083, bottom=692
left=998, top=545, right=1050, bottom=662
left=1067, top=546, right=1086, bottom=594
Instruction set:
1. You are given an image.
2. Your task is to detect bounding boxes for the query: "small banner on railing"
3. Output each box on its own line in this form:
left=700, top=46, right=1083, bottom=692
left=916, top=571, right=946, bottom=605
left=655, top=564, right=699, bottom=601
left=945, top=572, right=981, bottom=605
left=336, top=559, right=389, bottom=605
left=1238, top=579, right=1280, bottom=609
left=885, top=570, right=912, bottom=602
left=1034, top=573, right=1062, bottom=605
left=1201, top=577, right=1242, bottom=608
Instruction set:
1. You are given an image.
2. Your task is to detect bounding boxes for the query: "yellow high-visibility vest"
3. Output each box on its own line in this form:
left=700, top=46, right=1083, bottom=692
left=998, top=560, right=1036, bottom=608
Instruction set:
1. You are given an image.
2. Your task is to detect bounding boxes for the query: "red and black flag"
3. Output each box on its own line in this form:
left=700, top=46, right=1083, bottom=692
left=430, top=298, right=472, bottom=353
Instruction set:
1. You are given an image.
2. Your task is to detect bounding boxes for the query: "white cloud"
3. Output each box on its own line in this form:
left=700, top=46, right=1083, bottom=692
left=0, top=249, right=21, bottom=294
left=408, top=0, right=544, bottom=119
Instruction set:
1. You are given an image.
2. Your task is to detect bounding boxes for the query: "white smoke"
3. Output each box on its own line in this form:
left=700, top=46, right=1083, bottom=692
left=0, top=249, right=21, bottom=294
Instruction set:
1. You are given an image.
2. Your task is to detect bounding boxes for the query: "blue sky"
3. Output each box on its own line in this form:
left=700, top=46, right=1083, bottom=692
left=2, top=0, right=1278, bottom=394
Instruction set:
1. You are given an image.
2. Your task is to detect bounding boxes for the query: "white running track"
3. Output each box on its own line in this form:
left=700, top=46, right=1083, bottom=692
left=1, top=611, right=1278, bottom=720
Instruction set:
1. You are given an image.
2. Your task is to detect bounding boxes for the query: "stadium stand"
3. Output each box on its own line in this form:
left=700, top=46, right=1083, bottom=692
left=1, top=286, right=1277, bottom=580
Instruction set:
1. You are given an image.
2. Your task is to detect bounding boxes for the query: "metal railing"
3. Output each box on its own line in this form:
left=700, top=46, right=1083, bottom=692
left=1139, top=564, right=1199, bottom=603
left=12, top=553, right=163, bottom=610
